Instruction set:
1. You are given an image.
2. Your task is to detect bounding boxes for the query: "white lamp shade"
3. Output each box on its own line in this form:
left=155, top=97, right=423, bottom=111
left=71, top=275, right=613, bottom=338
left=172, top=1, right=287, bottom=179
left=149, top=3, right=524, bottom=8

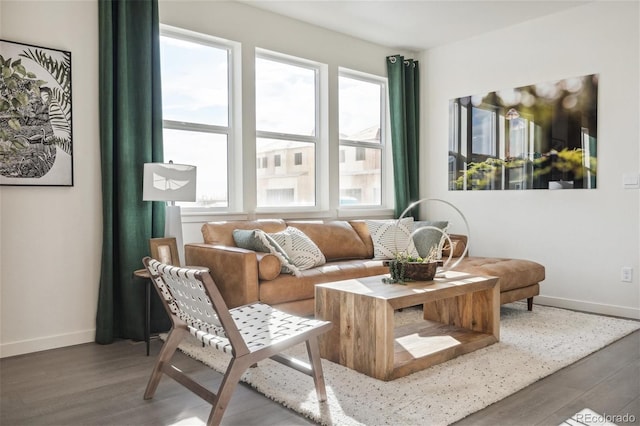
left=143, top=163, right=197, bottom=202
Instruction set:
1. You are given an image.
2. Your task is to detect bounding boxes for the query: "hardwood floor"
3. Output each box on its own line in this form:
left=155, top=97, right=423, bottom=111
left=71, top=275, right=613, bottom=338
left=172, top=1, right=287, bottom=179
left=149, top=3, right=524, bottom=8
left=1, top=330, right=638, bottom=425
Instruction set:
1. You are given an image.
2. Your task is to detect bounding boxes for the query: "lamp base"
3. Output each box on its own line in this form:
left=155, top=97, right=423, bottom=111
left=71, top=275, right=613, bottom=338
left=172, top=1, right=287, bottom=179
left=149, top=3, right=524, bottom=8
left=165, top=205, right=184, bottom=266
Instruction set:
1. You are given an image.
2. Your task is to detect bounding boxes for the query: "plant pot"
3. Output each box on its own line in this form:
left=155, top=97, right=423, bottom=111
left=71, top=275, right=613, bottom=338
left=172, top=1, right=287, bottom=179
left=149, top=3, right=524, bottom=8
left=384, top=260, right=439, bottom=282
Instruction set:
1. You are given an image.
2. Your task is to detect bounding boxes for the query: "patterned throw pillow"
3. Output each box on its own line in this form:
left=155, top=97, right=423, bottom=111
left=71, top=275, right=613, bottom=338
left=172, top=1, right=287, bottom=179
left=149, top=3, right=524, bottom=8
left=365, top=218, right=419, bottom=260
left=267, top=227, right=326, bottom=273
left=412, top=221, right=449, bottom=259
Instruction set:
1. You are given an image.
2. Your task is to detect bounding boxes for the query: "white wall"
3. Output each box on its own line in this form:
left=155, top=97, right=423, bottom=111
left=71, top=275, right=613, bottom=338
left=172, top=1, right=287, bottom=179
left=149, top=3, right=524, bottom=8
left=0, top=0, right=101, bottom=357
left=422, top=1, right=640, bottom=318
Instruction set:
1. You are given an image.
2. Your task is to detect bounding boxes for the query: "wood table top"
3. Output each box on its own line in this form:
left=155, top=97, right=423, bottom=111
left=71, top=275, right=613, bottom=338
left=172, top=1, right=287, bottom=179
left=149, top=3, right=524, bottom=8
left=316, top=271, right=498, bottom=301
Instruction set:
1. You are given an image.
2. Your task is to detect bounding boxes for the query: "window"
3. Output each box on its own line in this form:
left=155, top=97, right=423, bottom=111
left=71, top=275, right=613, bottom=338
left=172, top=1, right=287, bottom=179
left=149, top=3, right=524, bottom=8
left=255, top=52, right=319, bottom=207
left=472, top=107, right=497, bottom=157
left=338, top=71, right=385, bottom=206
left=159, top=27, right=236, bottom=208
left=159, top=28, right=391, bottom=214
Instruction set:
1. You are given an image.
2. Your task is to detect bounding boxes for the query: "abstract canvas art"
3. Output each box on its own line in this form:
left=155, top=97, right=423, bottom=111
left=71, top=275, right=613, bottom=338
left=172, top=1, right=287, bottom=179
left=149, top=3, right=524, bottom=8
left=448, top=74, right=597, bottom=190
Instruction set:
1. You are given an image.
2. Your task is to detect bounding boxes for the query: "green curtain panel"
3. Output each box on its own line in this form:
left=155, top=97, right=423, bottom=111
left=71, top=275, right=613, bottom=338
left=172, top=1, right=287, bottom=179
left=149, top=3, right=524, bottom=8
left=96, top=0, right=167, bottom=344
left=387, top=55, right=420, bottom=218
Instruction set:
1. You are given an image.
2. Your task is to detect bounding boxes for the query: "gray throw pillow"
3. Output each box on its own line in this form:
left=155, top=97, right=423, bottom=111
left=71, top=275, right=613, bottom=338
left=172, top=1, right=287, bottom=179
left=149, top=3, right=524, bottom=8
left=233, top=229, right=271, bottom=252
left=412, top=221, right=449, bottom=258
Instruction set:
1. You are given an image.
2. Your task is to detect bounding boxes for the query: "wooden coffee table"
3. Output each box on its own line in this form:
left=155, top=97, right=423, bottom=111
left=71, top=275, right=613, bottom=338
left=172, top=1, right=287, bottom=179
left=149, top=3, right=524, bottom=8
left=315, top=271, right=499, bottom=381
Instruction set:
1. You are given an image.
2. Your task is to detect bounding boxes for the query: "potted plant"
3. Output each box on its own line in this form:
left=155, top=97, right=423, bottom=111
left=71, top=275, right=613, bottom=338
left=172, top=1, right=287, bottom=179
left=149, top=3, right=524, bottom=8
left=382, top=246, right=441, bottom=284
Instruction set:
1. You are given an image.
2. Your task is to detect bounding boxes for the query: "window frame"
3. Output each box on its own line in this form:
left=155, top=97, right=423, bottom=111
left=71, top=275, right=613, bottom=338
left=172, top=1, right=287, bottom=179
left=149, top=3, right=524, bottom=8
left=337, top=68, right=390, bottom=210
left=254, top=49, right=326, bottom=213
left=159, top=25, right=242, bottom=213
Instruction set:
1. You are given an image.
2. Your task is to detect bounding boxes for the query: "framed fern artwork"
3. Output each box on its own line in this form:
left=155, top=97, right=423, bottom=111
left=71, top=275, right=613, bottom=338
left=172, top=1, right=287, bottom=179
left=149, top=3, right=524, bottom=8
left=0, top=39, right=73, bottom=186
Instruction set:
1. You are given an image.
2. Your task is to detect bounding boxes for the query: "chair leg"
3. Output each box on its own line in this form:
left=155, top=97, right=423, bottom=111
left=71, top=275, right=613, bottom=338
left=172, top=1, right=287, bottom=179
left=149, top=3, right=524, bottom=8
left=207, top=357, right=250, bottom=426
left=527, top=297, right=534, bottom=311
left=144, top=326, right=188, bottom=400
left=305, top=337, right=327, bottom=402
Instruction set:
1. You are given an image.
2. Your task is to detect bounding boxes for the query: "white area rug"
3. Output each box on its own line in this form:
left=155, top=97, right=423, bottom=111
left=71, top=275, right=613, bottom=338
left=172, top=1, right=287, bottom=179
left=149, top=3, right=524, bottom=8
left=172, top=303, right=639, bottom=425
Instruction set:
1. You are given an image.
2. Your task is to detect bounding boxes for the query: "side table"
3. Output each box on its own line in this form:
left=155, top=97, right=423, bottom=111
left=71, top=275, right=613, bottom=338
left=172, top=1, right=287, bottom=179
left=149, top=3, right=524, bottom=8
left=133, top=268, right=152, bottom=356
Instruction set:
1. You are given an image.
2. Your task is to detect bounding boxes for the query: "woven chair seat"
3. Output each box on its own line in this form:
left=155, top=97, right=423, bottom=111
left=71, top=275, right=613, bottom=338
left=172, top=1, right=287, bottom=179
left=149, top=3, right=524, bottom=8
left=189, top=302, right=328, bottom=354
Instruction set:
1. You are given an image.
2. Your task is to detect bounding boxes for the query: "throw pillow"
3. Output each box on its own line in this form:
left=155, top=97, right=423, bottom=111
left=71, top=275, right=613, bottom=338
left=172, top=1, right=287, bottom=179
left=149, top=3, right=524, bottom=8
left=268, top=226, right=326, bottom=273
left=365, top=218, right=419, bottom=260
left=233, top=229, right=271, bottom=252
left=233, top=229, right=295, bottom=274
left=413, top=221, right=450, bottom=259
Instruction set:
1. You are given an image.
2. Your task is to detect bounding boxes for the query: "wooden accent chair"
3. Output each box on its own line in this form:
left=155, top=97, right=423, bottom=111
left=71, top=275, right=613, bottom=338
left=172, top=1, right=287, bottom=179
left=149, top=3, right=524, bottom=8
left=142, top=257, right=332, bottom=426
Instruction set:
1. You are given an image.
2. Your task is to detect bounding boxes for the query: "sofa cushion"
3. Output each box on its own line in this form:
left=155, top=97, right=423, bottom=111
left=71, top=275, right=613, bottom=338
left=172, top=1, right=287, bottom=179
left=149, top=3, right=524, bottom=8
left=365, top=218, right=419, bottom=260
left=255, top=252, right=281, bottom=281
left=452, top=257, right=545, bottom=292
left=202, top=219, right=286, bottom=246
left=268, top=226, right=326, bottom=273
left=287, top=220, right=370, bottom=261
left=348, top=220, right=375, bottom=258
left=259, top=259, right=389, bottom=305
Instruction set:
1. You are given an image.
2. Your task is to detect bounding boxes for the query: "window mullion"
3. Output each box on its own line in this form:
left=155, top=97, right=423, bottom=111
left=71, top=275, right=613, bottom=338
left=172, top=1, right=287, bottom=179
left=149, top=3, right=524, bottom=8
left=164, top=119, right=230, bottom=135
left=257, top=130, right=317, bottom=144
left=339, top=139, right=382, bottom=150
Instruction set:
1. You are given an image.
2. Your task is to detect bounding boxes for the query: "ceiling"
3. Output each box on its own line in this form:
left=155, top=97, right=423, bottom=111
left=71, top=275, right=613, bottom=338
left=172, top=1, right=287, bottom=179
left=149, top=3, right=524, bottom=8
left=240, top=0, right=589, bottom=51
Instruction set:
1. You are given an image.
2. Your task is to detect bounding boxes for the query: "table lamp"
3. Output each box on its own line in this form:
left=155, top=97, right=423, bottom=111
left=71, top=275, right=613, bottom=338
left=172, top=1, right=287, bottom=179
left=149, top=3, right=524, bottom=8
left=143, top=162, right=197, bottom=265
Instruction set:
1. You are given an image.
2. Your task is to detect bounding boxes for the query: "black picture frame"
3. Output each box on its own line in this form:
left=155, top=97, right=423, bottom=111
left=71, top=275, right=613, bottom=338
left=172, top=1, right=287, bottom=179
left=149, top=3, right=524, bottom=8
left=0, top=39, right=73, bottom=186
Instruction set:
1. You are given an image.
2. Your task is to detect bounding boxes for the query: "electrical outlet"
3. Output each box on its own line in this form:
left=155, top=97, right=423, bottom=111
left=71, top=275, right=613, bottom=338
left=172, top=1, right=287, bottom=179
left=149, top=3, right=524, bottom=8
left=621, top=267, right=633, bottom=283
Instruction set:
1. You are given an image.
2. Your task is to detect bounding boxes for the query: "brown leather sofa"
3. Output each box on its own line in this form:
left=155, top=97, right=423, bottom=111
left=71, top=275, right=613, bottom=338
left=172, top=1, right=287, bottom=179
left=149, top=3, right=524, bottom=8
left=185, top=219, right=545, bottom=316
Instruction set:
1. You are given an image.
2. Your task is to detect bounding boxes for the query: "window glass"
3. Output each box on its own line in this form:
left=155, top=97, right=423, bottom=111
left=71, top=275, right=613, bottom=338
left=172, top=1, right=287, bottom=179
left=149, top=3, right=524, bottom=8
left=160, top=36, right=228, bottom=127
left=163, top=129, right=228, bottom=207
left=255, top=57, right=316, bottom=136
left=339, top=77, right=381, bottom=144
left=339, top=145, right=381, bottom=205
left=256, top=138, right=315, bottom=207
left=338, top=73, right=384, bottom=206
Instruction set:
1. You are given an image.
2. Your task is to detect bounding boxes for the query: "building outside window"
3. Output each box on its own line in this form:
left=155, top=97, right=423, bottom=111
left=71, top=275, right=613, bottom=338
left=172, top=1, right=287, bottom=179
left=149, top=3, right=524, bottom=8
left=338, top=71, right=385, bottom=206
left=159, top=27, right=236, bottom=208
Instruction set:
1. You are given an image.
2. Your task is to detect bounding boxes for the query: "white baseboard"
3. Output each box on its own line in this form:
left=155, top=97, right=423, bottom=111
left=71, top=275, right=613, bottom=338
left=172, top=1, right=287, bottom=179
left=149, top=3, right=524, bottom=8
left=535, top=295, right=640, bottom=320
left=0, top=329, right=95, bottom=358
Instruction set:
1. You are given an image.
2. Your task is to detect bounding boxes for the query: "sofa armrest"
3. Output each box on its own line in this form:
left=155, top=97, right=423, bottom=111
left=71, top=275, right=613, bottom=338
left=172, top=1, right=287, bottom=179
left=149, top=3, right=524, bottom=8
left=184, top=243, right=260, bottom=308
